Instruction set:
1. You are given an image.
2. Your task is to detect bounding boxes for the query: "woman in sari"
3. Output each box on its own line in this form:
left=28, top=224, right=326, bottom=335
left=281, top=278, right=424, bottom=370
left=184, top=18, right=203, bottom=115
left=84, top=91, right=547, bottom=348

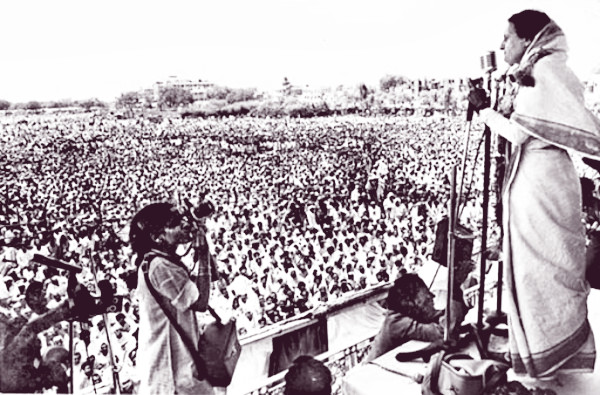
left=469, top=9, right=600, bottom=379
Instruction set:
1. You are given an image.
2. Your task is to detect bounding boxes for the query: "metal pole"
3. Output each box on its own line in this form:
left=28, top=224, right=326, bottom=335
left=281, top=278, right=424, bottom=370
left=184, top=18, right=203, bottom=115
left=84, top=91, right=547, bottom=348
left=496, top=260, right=503, bottom=314
left=477, top=127, right=491, bottom=329
left=102, top=312, right=122, bottom=394
left=69, top=320, right=74, bottom=394
left=457, top=121, right=472, bottom=218
left=445, top=166, right=457, bottom=342
left=88, top=249, right=122, bottom=394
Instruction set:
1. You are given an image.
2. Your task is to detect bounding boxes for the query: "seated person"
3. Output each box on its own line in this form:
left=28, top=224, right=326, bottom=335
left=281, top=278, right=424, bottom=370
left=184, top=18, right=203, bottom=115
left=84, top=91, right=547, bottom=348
left=363, top=272, right=468, bottom=363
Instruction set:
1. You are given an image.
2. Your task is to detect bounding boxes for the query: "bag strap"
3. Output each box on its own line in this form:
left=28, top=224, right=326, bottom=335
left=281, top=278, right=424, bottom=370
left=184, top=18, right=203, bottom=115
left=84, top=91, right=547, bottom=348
left=144, top=251, right=222, bottom=321
left=142, top=253, right=208, bottom=380
left=428, top=351, right=445, bottom=395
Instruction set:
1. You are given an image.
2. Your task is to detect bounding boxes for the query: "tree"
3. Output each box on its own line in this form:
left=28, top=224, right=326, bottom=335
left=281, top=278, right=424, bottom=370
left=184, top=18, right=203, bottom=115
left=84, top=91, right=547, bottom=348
left=140, top=90, right=155, bottom=108
left=47, top=100, right=74, bottom=108
left=25, top=101, right=42, bottom=110
left=0, top=100, right=10, bottom=110
left=78, top=98, right=106, bottom=111
left=225, top=88, right=257, bottom=104
left=116, top=91, right=140, bottom=118
left=442, top=87, right=454, bottom=114
left=379, top=75, right=406, bottom=92
left=158, top=86, right=194, bottom=109
left=206, top=86, right=232, bottom=101
left=282, top=77, right=292, bottom=96
left=359, top=84, right=369, bottom=100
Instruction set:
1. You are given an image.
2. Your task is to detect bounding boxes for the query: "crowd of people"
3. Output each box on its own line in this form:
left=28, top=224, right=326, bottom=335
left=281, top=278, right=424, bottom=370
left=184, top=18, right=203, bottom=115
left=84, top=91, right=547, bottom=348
left=1, top=107, right=595, bottom=392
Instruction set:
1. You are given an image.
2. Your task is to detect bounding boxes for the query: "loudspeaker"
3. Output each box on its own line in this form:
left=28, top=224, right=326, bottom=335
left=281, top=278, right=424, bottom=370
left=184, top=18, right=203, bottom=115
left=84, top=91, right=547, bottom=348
left=432, top=217, right=474, bottom=266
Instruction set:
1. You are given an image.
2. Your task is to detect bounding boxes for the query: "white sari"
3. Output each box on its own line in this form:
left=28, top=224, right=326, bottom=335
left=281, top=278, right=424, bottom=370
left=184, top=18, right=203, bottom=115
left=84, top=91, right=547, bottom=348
left=479, top=20, right=600, bottom=377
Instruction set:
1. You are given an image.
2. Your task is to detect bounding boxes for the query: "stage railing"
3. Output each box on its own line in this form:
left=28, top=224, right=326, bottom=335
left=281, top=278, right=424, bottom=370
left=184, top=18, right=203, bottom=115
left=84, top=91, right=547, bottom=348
left=239, top=282, right=392, bottom=346
left=229, top=283, right=391, bottom=394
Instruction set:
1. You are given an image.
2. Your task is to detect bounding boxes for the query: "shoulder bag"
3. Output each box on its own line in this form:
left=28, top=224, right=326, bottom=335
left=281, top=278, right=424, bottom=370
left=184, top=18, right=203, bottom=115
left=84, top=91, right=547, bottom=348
left=421, top=350, right=509, bottom=395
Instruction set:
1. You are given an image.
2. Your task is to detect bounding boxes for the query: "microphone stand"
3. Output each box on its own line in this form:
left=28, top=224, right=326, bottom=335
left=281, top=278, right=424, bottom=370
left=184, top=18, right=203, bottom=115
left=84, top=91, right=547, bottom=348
left=467, top=70, right=507, bottom=356
left=477, top=125, right=491, bottom=329
left=68, top=318, right=74, bottom=394
left=477, top=72, right=510, bottom=330
left=491, top=74, right=510, bottom=326
left=445, top=166, right=457, bottom=343
left=89, top=249, right=122, bottom=395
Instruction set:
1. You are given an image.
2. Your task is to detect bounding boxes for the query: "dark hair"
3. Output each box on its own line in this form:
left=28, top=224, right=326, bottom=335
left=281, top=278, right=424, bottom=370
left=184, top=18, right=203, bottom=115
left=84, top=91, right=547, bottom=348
left=25, top=280, right=47, bottom=314
left=386, top=273, right=428, bottom=318
left=508, top=10, right=551, bottom=41
left=284, top=356, right=332, bottom=395
left=129, top=202, right=179, bottom=265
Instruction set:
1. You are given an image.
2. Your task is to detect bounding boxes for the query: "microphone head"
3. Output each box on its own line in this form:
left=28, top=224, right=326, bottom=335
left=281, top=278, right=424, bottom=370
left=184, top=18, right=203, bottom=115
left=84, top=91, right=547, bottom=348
left=480, top=51, right=497, bottom=73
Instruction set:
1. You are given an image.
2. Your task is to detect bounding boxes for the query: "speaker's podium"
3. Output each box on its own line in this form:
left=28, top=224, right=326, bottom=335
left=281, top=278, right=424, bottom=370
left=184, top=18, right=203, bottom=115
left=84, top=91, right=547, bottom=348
left=342, top=341, right=430, bottom=395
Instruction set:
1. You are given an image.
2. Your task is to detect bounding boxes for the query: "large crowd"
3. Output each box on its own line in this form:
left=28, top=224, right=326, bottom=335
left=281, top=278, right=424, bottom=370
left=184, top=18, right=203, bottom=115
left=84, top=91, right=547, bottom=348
left=0, top=110, right=498, bottom=393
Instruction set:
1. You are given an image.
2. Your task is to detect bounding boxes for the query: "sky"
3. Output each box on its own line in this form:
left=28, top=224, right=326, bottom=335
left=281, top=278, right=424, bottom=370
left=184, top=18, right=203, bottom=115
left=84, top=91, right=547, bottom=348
left=1, top=0, right=600, bottom=103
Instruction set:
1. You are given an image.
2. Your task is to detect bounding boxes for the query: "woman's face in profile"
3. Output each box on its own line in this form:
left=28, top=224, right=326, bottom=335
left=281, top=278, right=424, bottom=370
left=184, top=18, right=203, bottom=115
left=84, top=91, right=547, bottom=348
left=500, top=22, right=530, bottom=65
left=158, top=212, right=193, bottom=247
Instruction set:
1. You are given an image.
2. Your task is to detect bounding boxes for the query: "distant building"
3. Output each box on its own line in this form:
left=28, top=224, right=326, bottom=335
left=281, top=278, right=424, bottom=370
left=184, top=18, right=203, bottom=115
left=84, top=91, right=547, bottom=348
left=300, top=85, right=326, bottom=104
left=152, top=76, right=214, bottom=102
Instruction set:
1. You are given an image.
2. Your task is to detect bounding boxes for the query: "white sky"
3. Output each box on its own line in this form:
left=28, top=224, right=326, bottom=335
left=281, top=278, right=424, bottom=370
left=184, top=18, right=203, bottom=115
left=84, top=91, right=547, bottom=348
left=1, top=0, right=599, bottom=102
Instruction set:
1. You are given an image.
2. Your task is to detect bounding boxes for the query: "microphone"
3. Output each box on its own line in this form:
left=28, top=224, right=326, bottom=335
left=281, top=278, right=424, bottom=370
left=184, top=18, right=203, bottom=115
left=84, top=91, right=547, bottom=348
left=32, top=254, right=83, bottom=273
left=479, top=51, right=498, bottom=93
left=480, top=51, right=497, bottom=73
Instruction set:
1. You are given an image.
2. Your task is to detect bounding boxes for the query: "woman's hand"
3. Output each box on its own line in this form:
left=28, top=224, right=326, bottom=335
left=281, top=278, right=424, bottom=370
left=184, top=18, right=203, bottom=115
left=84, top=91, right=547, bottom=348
left=468, top=88, right=491, bottom=113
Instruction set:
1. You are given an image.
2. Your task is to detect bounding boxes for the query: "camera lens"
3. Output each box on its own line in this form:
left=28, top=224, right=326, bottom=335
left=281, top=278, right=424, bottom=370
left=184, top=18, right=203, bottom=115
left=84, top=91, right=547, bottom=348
left=194, top=201, right=215, bottom=218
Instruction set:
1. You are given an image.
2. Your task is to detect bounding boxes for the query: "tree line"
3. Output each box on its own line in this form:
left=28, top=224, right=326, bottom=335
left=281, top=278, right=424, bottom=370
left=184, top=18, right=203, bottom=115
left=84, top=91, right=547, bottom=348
left=1, top=74, right=465, bottom=117
left=0, top=98, right=107, bottom=112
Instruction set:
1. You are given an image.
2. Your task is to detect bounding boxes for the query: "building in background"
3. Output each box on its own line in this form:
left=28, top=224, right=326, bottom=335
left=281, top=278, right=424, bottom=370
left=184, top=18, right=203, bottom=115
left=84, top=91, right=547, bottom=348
left=153, top=76, right=214, bottom=102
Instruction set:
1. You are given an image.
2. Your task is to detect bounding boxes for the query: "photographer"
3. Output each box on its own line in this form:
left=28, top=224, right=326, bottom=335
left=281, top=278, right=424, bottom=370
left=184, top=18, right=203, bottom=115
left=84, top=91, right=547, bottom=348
left=130, top=202, right=216, bottom=395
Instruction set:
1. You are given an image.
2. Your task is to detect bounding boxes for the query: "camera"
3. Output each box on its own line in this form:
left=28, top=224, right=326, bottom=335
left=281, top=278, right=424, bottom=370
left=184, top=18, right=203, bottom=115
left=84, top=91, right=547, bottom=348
left=182, top=199, right=215, bottom=223
left=189, top=200, right=215, bottom=221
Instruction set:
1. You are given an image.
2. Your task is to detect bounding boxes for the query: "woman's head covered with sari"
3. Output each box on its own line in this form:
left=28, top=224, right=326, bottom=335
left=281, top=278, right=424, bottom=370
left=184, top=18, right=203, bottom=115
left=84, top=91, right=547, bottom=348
left=501, top=9, right=600, bottom=158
